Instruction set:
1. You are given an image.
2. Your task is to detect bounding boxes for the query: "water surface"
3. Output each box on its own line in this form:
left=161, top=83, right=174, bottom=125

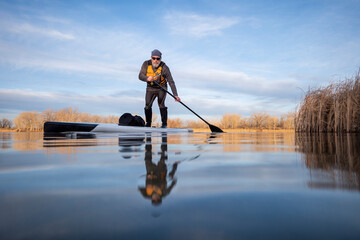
left=0, top=132, right=359, bottom=240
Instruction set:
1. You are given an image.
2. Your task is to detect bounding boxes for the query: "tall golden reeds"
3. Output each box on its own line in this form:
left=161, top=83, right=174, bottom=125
left=296, top=70, right=360, bottom=133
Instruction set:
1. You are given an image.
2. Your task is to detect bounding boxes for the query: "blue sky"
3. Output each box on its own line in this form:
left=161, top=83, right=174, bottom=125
left=0, top=0, right=359, bottom=121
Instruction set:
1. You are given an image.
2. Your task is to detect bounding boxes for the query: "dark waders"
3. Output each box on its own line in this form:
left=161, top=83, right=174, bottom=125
left=145, top=87, right=168, bottom=128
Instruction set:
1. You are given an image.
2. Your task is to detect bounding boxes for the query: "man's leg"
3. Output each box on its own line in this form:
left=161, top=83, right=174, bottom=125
left=158, top=89, right=167, bottom=128
left=145, top=89, right=157, bottom=127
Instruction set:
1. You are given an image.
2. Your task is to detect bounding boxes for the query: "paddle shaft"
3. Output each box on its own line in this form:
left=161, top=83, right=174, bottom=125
left=152, top=81, right=212, bottom=126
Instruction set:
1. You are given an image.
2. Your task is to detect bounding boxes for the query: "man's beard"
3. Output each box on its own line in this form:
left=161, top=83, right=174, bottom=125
left=152, top=62, right=160, bottom=68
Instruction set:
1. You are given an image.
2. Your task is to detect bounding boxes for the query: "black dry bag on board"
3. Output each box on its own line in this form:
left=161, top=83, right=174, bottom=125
left=118, top=113, right=145, bottom=127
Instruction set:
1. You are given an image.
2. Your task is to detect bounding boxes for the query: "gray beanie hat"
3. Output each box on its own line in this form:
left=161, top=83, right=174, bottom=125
left=151, top=49, right=162, bottom=58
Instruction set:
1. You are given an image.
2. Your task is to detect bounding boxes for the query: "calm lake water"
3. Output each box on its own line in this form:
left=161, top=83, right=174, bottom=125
left=0, top=131, right=360, bottom=240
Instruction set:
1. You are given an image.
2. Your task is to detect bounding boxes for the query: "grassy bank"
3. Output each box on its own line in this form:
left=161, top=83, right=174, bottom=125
left=0, top=128, right=18, bottom=132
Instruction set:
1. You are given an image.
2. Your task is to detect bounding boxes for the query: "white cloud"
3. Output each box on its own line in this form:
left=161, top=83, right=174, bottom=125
left=0, top=42, right=118, bottom=77
left=0, top=9, right=152, bottom=75
left=174, top=67, right=299, bottom=100
left=0, top=23, right=146, bottom=77
left=2, top=21, right=75, bottom=40
left=0, top=88, right=144, bottom=118
left=164, top=12, right=239, bottom=38
left=16, top=23, right=75, bottom=40
left=0, top=41, right=134, bottom=76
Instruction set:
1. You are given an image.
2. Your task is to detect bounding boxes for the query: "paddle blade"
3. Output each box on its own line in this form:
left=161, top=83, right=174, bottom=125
left=209, top=124, right=224, bottom=133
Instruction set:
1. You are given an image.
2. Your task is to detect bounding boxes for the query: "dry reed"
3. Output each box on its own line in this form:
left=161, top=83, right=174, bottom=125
left=295, top=70, right=360, bottom=133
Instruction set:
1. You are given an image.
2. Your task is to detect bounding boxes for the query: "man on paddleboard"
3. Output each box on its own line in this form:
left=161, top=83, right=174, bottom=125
left=138, top=49, right=180, bottom=128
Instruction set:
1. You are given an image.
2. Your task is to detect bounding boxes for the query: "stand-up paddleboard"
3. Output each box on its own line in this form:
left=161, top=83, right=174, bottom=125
left=44, top=121, right=193, bottom=133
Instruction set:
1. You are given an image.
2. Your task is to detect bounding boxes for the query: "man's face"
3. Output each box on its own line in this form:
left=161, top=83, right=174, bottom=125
left=151, top=56, right=161, bottom=67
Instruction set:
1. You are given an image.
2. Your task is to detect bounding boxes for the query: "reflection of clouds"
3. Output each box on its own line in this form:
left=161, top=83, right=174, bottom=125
left=0, top=165, right=60, bottom=174
left=33, top=188, right=135, bottom=196
left=0, top=160, right=143, bottom=174
left=177, top=152, right=304, bottom=195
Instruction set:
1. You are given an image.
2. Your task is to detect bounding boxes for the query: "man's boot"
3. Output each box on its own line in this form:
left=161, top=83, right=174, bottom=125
left=160, top=107, right=168, bottom=128
left=144, top=107, right=152, bottom=127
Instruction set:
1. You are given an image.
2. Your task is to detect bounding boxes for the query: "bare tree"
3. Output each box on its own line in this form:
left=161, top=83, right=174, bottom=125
left=79, top=112, right=93, bottom=122
left=249, top=112, right=269, bottom=129
left=221, top=113, right=242, bottom=129
left=283, top=113, right=295, bottom=129
left=54, top=107, right=80, bottom=122
left=13, top=111, right=44, bottom=131
left=266, top=116, right=279, bottom=130
left=0, top=118, right=13, bottom=128
left=91, top=115, right=103, bottom=123
left=42, top=109, right=56, bottom=122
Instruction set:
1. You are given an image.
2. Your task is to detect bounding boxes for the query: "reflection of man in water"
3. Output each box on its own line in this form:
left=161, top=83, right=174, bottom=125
left=138, top=134, right=178, bottom=205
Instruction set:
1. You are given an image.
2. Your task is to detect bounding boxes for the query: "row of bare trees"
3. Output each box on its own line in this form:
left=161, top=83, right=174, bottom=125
left=4, top=107, right=295, bottom=131
left=12, top=108, right=118, bottom=131
left=295, top=70, right=360, bottom=133
left=168, top=112, right=295, bottom=130
left=221, top=112, right=294, bottom=130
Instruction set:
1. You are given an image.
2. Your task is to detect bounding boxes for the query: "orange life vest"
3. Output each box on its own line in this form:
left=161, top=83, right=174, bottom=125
left=146, top=60, right=166, bottom=87
left=146, top=185, right=162, bottom=196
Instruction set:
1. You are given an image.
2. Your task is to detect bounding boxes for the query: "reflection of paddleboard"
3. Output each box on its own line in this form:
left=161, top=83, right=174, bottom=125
left=44, top=121, right=193, bottom=133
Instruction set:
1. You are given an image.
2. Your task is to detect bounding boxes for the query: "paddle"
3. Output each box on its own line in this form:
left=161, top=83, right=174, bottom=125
left=151, top=80, right=223, bottom=133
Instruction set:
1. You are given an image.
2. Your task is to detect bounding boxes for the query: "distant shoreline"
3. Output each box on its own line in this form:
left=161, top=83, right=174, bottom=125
left=192, top=128, right=295, bottom=133
left=0, top=128, right=295, bottom=133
